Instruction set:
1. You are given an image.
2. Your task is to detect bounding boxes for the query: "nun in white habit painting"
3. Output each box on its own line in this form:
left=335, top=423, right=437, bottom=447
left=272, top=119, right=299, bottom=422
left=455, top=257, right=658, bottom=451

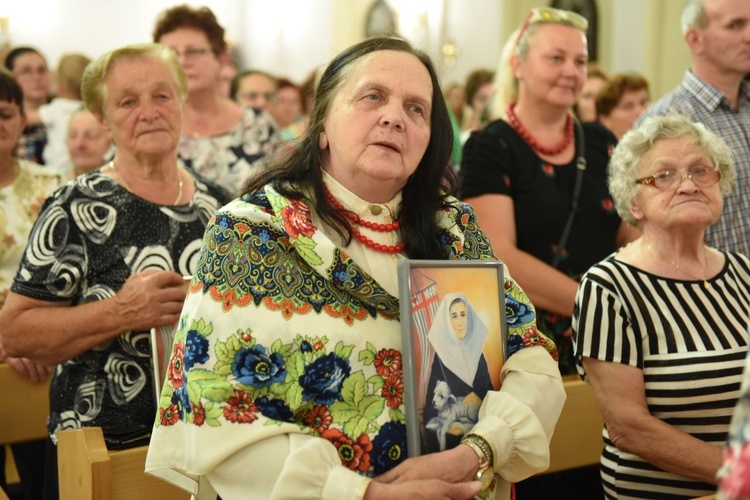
left=422, top=293, right=494, bottom=453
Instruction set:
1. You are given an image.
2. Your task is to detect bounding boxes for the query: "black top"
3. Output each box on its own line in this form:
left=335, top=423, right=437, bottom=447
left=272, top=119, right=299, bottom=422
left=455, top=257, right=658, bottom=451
left=459, top=119, right=622, bottom=374
left=11, top=170, right=230, bottom=447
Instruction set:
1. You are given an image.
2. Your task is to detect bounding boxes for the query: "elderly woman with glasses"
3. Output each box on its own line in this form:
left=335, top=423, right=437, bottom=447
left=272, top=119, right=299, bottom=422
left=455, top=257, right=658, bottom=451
left=573, top=114, right=750, bottom=499
left=153, top=5, right=278, bottom=192
left=460, top=7, right=639, bottom=378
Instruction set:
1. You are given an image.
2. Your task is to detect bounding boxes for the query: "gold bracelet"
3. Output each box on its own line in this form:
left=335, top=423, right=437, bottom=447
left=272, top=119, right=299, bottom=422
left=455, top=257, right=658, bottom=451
left=461, top=433, right=494, bottom=489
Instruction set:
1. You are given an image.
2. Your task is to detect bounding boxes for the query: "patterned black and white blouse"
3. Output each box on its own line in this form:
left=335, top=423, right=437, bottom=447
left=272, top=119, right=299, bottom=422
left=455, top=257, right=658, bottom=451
left=11, top=170, right=230, bottom=447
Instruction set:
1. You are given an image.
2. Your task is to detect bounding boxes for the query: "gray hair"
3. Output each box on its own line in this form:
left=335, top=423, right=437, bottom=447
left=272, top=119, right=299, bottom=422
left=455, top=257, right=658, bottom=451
left=608, top=114, right=736, bottom=228
left=681, top=0, right=708, bottom=35
left=82, top=43, right=187, bottom=118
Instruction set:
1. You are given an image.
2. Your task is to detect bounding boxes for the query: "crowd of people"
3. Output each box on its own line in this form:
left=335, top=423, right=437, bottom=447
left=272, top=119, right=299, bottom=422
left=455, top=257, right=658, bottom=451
left=0, top=0, right=748, bottom=499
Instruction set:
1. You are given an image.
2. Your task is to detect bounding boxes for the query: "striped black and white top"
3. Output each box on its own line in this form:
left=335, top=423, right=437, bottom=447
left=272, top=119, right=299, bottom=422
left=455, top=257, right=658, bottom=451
left=573, top=252, right=750, bottom=499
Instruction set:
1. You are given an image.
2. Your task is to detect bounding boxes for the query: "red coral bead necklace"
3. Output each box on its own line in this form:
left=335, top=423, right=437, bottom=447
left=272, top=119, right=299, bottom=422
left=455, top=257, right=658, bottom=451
left=506, top=102, right=574, bottom=156
left=323, top=187, right=404, bottom=254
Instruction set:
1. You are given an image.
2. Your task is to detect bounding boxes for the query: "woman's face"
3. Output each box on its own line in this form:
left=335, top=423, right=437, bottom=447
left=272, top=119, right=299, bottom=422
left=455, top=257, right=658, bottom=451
left=0, top=99, right=25, bottom=157
left=320, top=50, right=432, bottom=203
left=470, top=82, right=493, bottom=116
left=576, top=75, right=606, bottom=122
left=68, top=111, right=111, bottom=174
left=158, top=28, right=221, bottom=95
left=630, top=136, right=723, bottom=231
left=445, top=85, right=464, bottom=118
left=599, top=89, right=650, bottom=139
left=272, top=86, right=303, bottom=129
left=449, top=300, right=468, bottom=340
left=98, top=57, right=183, bottom=160
left=11, top=52, right=50, bottom=104
left=514, top=24, right=588, bottom=111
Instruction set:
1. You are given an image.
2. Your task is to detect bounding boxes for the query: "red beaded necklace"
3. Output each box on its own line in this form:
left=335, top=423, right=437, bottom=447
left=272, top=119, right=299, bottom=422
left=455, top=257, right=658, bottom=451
left=323, top=188, right=405, bottom=254
left=506, top=102, right=574, bottom=156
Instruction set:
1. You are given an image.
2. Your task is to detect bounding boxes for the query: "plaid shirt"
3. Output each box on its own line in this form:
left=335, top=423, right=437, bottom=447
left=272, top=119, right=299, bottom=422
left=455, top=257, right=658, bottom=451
left=638, top=71, right=750, bottom=256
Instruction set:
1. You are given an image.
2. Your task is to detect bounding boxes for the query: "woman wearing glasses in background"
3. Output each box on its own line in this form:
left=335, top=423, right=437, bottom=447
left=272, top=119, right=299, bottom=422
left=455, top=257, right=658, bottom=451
left=460, top=7, right=638, bottom=378
left=153, top=5, right=278, bottom=192
left=4, top=47, right=51, bottom=164
left=574, top=115, right=750, bottom=498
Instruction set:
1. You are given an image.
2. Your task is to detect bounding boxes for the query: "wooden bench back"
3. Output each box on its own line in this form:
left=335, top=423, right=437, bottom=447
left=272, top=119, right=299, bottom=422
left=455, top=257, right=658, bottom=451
left=57, top=427, right=190, bottom=500
left=0, top=363, right=50, bottom=444
left=545, top=375, right=605, bottom=474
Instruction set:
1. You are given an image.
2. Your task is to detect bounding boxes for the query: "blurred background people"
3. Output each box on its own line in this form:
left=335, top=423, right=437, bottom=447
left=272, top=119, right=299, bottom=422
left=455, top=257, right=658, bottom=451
left=444, top=81, right=465, bottom=126
left=217, top=59, right=238, bottom=99
left=0, top=68, right=61, bottom=500
left=574, top=115, right=747, bottom=499
left=461, top=68, right=494, bottom=137
left=66, top=108, right=113, bottom=177
left=0, top=43, right=230, bottom=499
left=271, top=76, right=302, bottom=129
left=232, top=69, right=278, bottom=111
left=4, top=47, right=50, bottom=164
left=39, top=52, right=91, bottom=174
left=153, top=4, right=277, bottom=193
left=596, top=73, right=650, bottom=139
left=574, top=62, right=608, bottom=122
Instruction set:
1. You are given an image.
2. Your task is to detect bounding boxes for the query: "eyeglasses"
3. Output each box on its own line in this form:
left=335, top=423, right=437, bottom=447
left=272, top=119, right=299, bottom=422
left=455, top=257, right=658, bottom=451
left=516, top=7, right=589, bottom=47
left=237, top=92, right=278, bottom=103
left=634, top=165, right=721, bottom=190
left=171, top=48, right=213, bottom=60
left=14, top=67, right=49, bottom=78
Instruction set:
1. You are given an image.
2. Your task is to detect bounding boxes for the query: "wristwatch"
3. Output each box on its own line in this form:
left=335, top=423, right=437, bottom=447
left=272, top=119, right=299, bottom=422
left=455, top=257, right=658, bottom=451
left=461, top=433, right=494, bottom=490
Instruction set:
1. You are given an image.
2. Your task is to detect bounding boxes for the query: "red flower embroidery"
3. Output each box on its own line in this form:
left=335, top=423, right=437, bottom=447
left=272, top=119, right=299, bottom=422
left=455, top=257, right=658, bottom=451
left=321, top=428, right=373, bottom=472
left=522, top=327, right=548, bottom=348
left=281, top=199, right=315, bottom=239
left=542, top=164, right=555, bottom=176
left=313, top=341, right=324, bottom=351
left=223, top=389, right=259, bottom=423
left=303, top=405, right=333, bottom=434
left=602, top=198, right=614, bottom=211
left=168, top=341, right=185, bottom=389
left=160, top=404, right=180, bottom=426
left=374, top=349, right=402, bottom=377
left=192, top=403, right=206, bottom=426
left=381, top=373, right=404, bottom=409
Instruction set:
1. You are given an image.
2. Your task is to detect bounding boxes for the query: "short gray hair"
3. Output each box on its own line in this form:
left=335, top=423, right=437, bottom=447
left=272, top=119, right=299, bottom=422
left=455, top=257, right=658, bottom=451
left=681, top=0, right=708, bottom=35
left=82, top=43, right=187, bottom=118
left=608, top=114, right=736, bottom=228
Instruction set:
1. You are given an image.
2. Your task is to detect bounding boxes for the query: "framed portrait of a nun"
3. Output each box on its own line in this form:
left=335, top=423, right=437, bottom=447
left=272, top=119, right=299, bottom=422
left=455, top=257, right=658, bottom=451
left=397, top=260, right=508, bottom=456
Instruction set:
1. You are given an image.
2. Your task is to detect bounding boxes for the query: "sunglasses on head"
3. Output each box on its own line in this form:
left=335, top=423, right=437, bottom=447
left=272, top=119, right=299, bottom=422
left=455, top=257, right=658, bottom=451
left=515, top=7, right=589, bottom=47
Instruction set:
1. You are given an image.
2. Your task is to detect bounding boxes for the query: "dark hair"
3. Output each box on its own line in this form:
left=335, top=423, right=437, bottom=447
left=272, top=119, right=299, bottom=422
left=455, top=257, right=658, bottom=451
left=4, top=47, right=46, bottom=71
left=596, top=73, right=650, bottom=118
left=230, top=69, right=278, bottom=100
left=152, top=4, right=227, bottom=55
left=0, top=68, right=25, bottom=114
left=463, top=68, right=494, bottom=106
left=243, top=36, right=455, bottom=260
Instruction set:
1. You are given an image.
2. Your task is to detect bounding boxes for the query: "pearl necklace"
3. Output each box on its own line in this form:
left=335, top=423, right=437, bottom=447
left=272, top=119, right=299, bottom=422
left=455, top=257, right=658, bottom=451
left=323, top=187, right=404, bottom=254
left=109, top=160, right=184, bottom=205
left=642, top=239, right=711, bottom=290
left=506, top=102, right=574, bottom=156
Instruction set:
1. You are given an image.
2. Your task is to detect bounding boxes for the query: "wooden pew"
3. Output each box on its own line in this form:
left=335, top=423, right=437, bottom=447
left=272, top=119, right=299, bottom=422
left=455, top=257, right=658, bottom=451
left=0, top=363, right=50, bottom=444
left=57, top=427, right=190, bottom=500
left=544, top=375, right=605, bottom=474
left=0, top=363, right=50, bottom=489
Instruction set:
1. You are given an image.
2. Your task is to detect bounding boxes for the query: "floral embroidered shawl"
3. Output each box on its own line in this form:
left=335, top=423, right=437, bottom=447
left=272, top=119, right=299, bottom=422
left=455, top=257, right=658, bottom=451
left=145, top=184, right=557, bottom=492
